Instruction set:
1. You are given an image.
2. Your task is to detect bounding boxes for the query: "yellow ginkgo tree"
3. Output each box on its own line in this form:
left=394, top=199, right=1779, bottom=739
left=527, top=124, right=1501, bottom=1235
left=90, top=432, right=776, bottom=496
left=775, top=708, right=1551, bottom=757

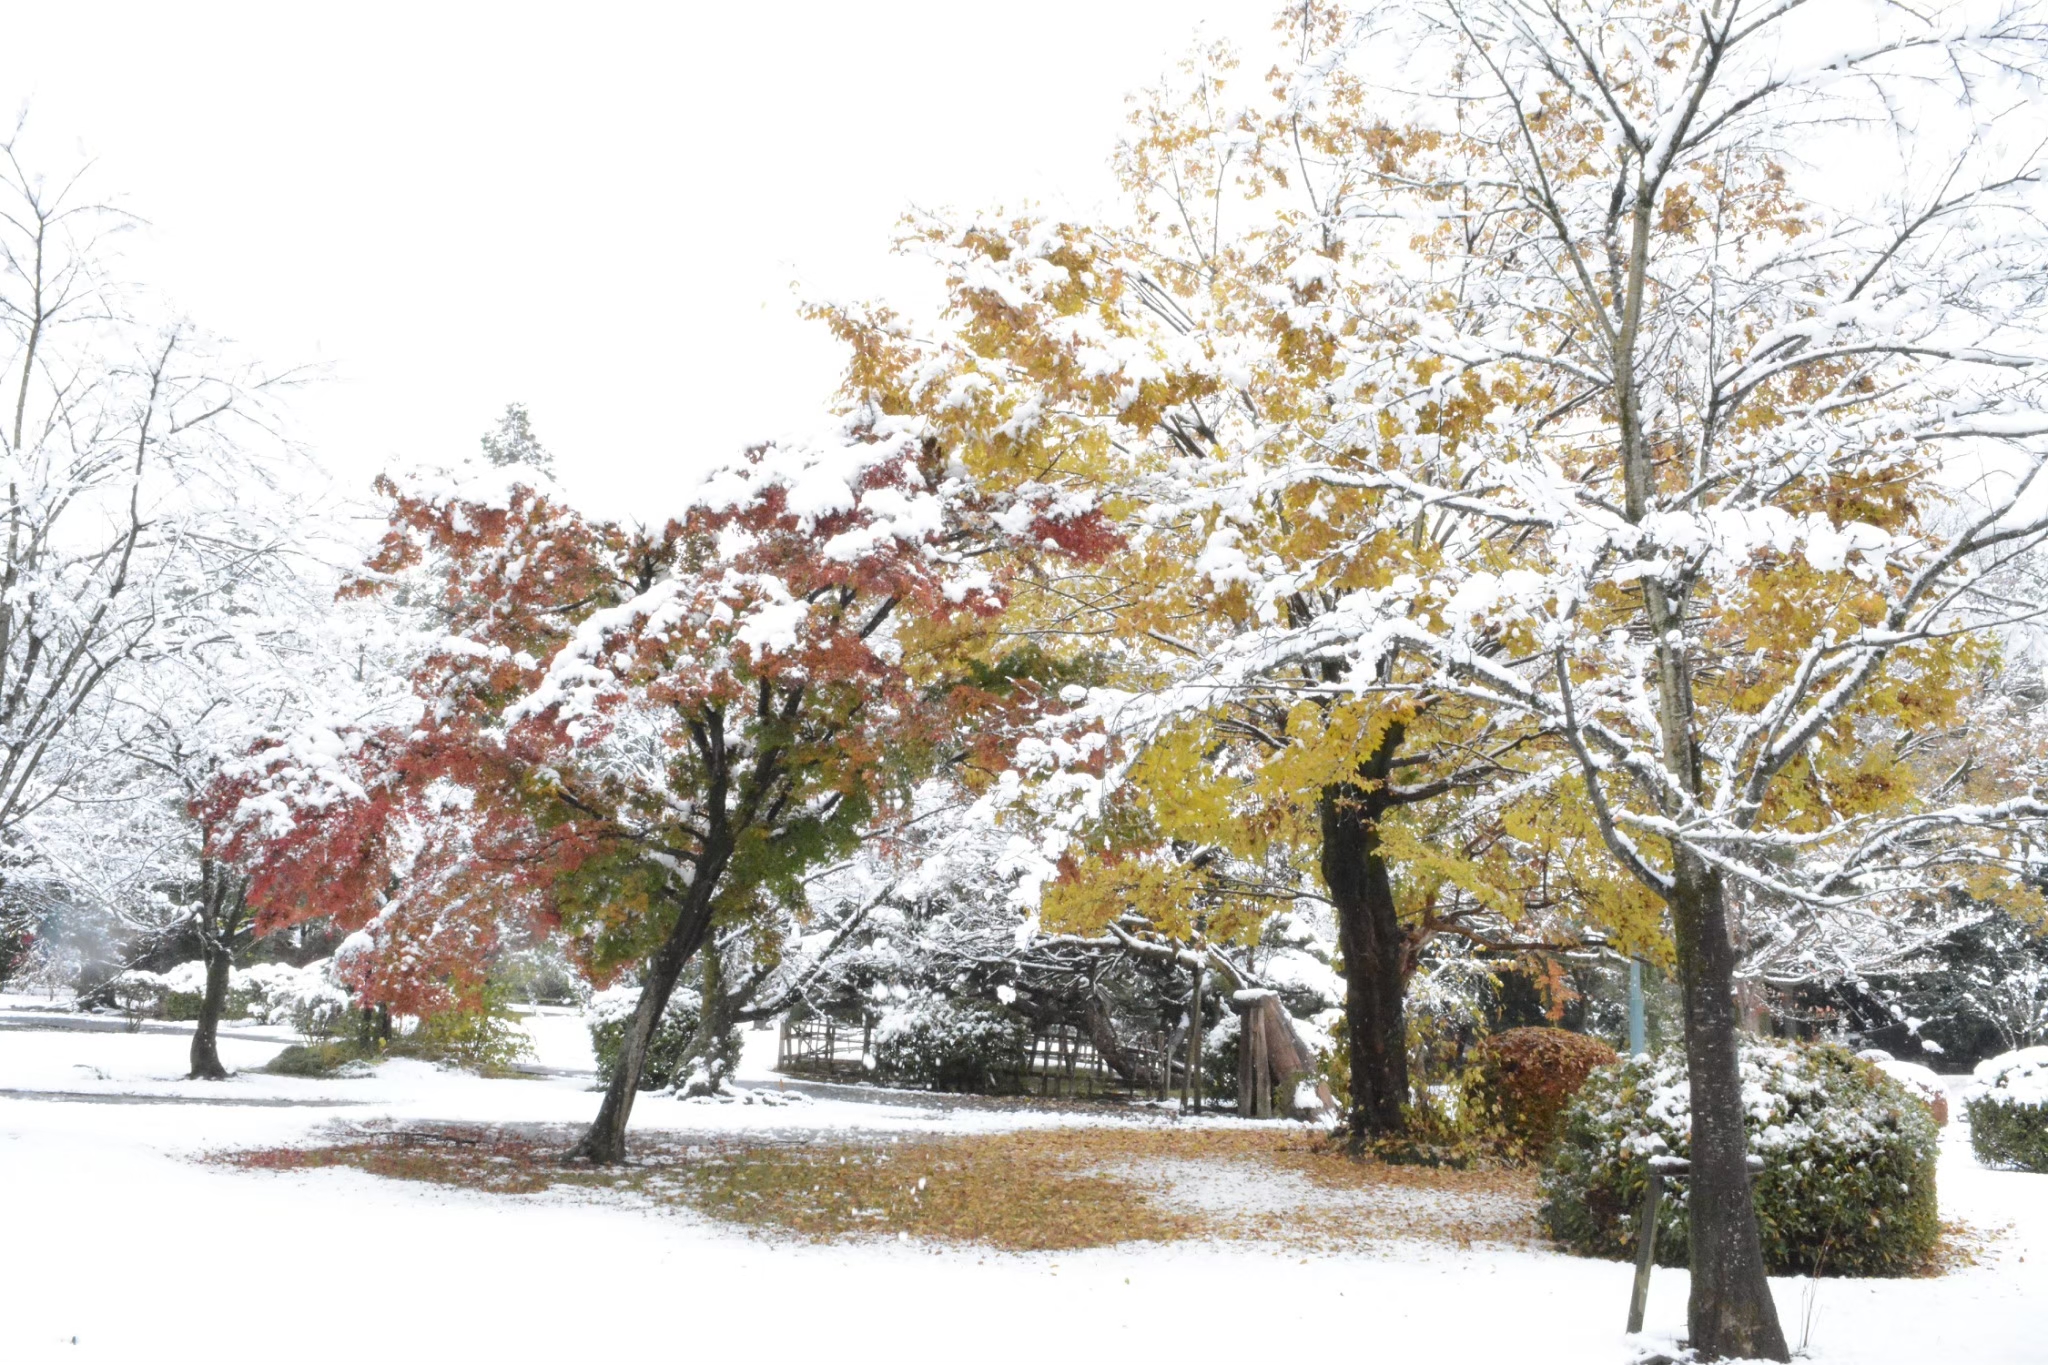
left=809, top=25, right=1611, bottom=1141
left=1156, top=4, right=2048, bottom=1358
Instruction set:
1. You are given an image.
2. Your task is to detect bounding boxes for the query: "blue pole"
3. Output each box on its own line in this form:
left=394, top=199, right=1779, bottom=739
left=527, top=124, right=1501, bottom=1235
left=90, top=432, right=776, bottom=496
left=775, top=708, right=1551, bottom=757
left=1628, top=959, right=1646, bottom=1056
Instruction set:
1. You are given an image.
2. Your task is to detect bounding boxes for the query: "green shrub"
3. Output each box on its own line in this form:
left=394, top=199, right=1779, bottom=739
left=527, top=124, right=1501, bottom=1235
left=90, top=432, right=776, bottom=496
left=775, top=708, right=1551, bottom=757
left=266, top=999, right=534, bottom=1077
left=265, top=1041, right=376, bottom=1077
left=1541, top=1040, right=1940, bottom=1276
left=1474, top=1027, right=1617, bottom=1156
left=873, top=998, right=1028, bottom=1093
left=1966, top=1046, right=2048, bottom=1172
left=393, top=1002, right=534, bottom=1074
left=1200, top=1009, right=1242, bottom=1104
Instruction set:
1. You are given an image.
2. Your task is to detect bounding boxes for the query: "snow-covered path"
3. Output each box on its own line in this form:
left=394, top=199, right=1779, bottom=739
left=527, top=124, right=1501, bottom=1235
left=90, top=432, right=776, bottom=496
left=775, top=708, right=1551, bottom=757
left=1, top=1004, right=2042, bottom=1364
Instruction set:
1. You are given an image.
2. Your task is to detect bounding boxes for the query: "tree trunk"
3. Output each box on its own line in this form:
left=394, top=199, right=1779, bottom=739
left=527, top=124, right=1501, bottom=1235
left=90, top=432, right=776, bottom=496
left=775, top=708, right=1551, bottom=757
left=188, top=942, right=232, bottom=1080
left=679, top=940, right=732, bottom=1097
left=1082, top=990, right=1154, bottom=1091
left=188, top=860, right=239, bottom=1081
left=568, top=894, right=717, bottom=1164
left=1672, top=859, right=1789, bottom=1361
left=1238, top=992, right=1331, bottom=1120
left=1634, top=566, right=1789, bottom=1359
left=1321, top=783, right=1408, bottom=1141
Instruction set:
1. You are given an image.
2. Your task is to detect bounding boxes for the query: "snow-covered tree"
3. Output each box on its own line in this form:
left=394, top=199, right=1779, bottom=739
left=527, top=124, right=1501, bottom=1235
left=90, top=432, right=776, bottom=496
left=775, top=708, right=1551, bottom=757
left=27, top=504, right=416, bottom=1074
left=803, top=35, right=1602, bottom=1140
left=219, top=413, right=1113, bottom=1161
left=0, top=134, right=295, bottom=862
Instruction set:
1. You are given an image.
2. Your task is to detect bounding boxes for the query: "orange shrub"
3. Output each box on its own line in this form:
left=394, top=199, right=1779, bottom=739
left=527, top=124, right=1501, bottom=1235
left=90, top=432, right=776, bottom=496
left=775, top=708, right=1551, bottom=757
left=1474, top=1027, right=1618, bottom=1155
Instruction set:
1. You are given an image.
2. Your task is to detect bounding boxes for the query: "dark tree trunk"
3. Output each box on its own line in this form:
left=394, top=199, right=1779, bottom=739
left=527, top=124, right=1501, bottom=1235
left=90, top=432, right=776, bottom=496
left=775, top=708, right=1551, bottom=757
left=568, top=890, right=719, bottom=1164
left=188, top=859, right=243, bottom=1081
left=1672, top=858, right=1789, bottom=1361
left=1631, top=564, right=1788, bottom=1358
left=188, top=943, right=232, bottom=1080
left=1321, top=781, right=1409, bottom=1141
left=1082, top=990, right=1154, bottom=1090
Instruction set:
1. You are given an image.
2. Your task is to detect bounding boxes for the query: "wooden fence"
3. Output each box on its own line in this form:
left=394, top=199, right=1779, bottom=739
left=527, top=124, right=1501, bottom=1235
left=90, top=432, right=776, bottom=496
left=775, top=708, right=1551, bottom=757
left=1018, top=1023, right=1174, bottom=1100
left=775, top=1011, right=1174, bottom=1099
left=776, top=1013, right=874, bottom=1080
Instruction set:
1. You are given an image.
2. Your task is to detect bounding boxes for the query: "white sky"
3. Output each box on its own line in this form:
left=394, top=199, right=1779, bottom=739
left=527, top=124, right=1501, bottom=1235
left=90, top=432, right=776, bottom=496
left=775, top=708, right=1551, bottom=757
left=0, top=2, right=1275, bottom=522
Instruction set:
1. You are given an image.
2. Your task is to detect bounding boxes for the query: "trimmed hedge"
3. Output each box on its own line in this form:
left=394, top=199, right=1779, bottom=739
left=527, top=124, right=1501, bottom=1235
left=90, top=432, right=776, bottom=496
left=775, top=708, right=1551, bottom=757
left=1474, top=1027, right=1617, bottom=1154
left=1541, top=1041, right=1940, bottom=1276
left=1966, top=1046, right=2048, bottom=1173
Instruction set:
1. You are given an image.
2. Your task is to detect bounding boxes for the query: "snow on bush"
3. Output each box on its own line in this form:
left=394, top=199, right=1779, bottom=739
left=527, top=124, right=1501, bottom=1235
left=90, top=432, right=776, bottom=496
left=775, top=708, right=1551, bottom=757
left=110, top=959, right=350, bottom=1035
left=1198, top=1008, right=1243, bottom=1103
left=1964, top=1046, right=2048, bottom=1173
left=1541, top=1041, right=1940, bottom=1276
left=871, top=997, right=1028, bottom=1093
left=585, top=983, right=739, bottom=1093
left=1857, top=1049, right=1949, bottom=1125
left=108, top=961, right=214, bottom=1017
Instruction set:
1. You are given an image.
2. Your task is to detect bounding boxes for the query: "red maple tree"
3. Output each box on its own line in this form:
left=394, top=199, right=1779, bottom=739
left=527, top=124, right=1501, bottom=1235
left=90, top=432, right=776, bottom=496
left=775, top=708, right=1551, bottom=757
left=208, top=415, right=1112, bottom=1160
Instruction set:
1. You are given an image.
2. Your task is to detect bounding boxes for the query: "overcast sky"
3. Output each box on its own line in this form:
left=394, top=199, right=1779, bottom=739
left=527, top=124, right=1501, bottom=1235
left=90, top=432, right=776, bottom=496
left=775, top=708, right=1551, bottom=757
left=0, top=2, right=1275, bottom=521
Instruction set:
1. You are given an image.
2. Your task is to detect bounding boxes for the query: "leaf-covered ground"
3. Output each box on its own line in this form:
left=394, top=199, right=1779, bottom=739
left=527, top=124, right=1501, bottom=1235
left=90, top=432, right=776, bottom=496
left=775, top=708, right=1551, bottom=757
left=220, top=1122, right=1542, bottom=1253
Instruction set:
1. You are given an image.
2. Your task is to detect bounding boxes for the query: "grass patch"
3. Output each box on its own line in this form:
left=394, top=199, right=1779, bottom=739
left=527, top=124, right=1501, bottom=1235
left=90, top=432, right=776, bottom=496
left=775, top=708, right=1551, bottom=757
left=264, top=1042, right=376, bottom=1077
left=215, top=1122, right=1540, bottom=1254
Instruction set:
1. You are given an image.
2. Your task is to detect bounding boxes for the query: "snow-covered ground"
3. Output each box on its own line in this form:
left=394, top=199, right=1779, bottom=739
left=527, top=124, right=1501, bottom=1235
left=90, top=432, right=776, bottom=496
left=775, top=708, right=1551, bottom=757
left=2, top=997, right=2043, bottom=1364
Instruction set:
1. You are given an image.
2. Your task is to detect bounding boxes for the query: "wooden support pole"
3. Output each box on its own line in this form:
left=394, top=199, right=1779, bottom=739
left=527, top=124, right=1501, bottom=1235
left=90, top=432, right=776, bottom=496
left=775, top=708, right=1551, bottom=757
left=1250, top=1003, right=1272, bottom=1119
left=1626, top=1169, right=1664, bottom=1334
left=1186, top=960, right=1204, bottom=1115
left=1627, top=1154, right=1760, bottom=1334
left=1236, top=1006, right=1254, bottom=1115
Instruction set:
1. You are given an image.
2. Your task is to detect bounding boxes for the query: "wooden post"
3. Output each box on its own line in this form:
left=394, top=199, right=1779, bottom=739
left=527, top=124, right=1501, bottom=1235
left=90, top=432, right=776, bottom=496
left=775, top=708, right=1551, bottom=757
left=1186, top=960, right=1204, bottom=1115
left=1249, top=1001, right=1273, bottom=1119
left=1626, top=1154, right=1762, bottom=1334
left=1627, top=1168, right=1665, bottom=1334
left=1236, top=1004, right=1254, bottom=1115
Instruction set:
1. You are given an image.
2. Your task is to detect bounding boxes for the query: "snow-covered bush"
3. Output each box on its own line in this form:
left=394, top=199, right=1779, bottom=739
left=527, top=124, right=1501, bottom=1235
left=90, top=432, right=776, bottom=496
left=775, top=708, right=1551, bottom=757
left=108, top=961, right=219, bottom=1019
left=586, top=984, right=739, bottom=1092
left=1964, top=1047, right=2048, bottom=1173
left=1199, top=1008, right=1243, bottom=1103
left=1857, top=1049, right=1948, bottom=1126
left=1541, top=1041, right=1940, bottom=1276
left=400, top=994, right=534, bottom=1073
left=240, top=962, right=353, bottom=1035
left=1832, top=907, right=2048, bottom=1070
left=492, top=942, right=586, bottom=1007
left=107, top=958, right=350, bottom=1034
left=872, top=997, right=1027, bottom=1093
